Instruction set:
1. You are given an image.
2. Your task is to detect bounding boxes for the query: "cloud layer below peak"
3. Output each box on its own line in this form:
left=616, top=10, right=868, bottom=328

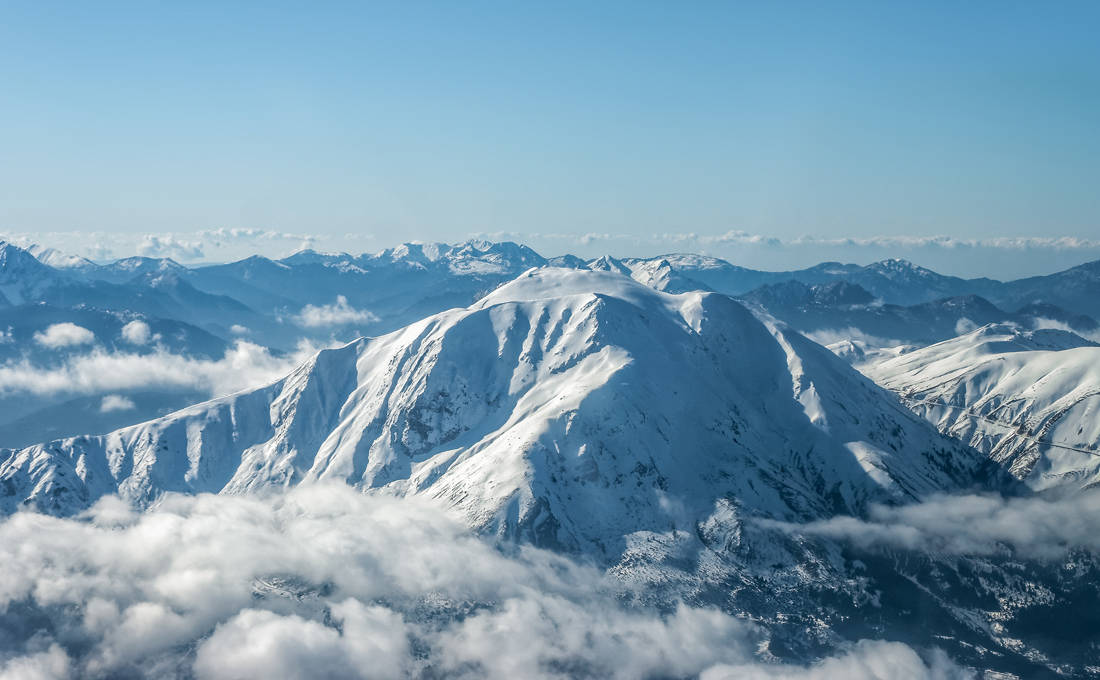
left=0, top=485, right=968, bottom=680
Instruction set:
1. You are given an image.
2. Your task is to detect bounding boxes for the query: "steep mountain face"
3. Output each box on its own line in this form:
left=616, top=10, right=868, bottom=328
left=0, top=269, right=983, bottom=542
left=588, top=255, right=711, bottom=293
left=25, top=244, right=98, bottom=271
left=623, top=253, right=795, bottom=294
left=0, top=241, right=67, bottom=304
left=585, top=254, right=633, bottom=276
left=859, top=324, right=1100, bottom=492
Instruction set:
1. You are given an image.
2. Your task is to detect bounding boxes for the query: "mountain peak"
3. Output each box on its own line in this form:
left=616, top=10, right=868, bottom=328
left=3, top=266, right=983, bottom=558
left=587, top=255, right=632, bottom=276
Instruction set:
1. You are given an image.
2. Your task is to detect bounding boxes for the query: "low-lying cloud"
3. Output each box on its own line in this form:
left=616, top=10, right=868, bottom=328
left=804, top=327, right=905, bottom=349
left=33, top=323, right=96, bottom=349
left=0, top=341, right=320, bottom=401
left=119, top=320, right=153, bottom=345
left=295, top=296, right=379, bottom=328
left=0, top=485, right=966, bottom=679
left=98, top=395, right=136, bottom=413
left=1027, top=316, right=1100, bottom=343
left=764, top=491, right=1100, bottom=561
left=137, top=234, right=205, bottom=261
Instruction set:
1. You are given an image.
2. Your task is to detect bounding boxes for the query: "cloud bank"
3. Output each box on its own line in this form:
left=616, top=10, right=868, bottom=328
left=0, top=485, right=966, bottom=680
left=765, top=491, right=1100, bottom=561
left=0, top=341, right=320, bottom=401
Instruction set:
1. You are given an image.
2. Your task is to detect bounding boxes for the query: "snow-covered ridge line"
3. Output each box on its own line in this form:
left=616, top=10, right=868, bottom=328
left=859, top=323, right=1100, bottom=491
left=0, top=269, right=983, bottom=553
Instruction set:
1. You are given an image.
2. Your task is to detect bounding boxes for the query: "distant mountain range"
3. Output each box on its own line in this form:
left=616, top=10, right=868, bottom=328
left=738, top=280, right=1098, bottom=346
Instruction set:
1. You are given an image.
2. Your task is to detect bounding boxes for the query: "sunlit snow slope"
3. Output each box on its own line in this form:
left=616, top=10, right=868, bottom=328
left=860, top=324, right=1100, bottom=492
left=1, top=269, right=984, bottom=556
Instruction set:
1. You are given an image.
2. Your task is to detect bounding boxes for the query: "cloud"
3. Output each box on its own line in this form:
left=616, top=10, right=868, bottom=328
left=33, top=323, right=96, bottom=349
left=0, top=644, right=70, bottom=680
left=99, top=395, right=137, bottom=413
left=682, top=231, right=1100, bottom=252
left=1027, top=317, right=1100, bottom=343
left=119, top=320, right=153, bottom=345
left=954, top=317, right=978, bottom=335
left=198, top=227, right=319, bottom=248
left=763, top=491, right=1100, bottom=562
left=0, top=485, right=964, bottom=679
left=804, top=327, right=904, bottom=349
left=294, top=296, right=378, bottom=328
left=473, top=230, right=1100, bottom=254
left=0, top=340, right=322, bottom=401
left=137, top=234, right=205, bottom=260
left=194, top=604, right=410, bottom=680
left=699, top=643, right=965, bottom=680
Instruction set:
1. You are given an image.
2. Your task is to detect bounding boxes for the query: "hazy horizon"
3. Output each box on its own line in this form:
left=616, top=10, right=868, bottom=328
left=3, top=1, right=1098, bottom=278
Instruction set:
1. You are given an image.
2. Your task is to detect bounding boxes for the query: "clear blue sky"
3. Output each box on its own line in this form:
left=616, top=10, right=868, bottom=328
left=1, top=1, right=1098, bottom=275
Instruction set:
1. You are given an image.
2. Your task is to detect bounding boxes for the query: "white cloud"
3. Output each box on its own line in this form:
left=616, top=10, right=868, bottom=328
left=119, top=320, right=152, bottom=345
left=0, top=644, right=70, bottom=680
left=804, top=327, right=904, bottom=349
left=763, top=491, right=1100, bottom=562
left=229, top=324, right=250, bottom=335
left=33, top=323, right=95, bottom=349
left=1028, top=317, right=1100, bottom=343
left=198, top=227, right=319, bottom=248
left=954, top=317, right=978, bottom=335
left=699, top=642, right=965, bottom=680
left=294, top=296, right=378, bottom=328
left=0, top=340, right=323, bottom=401
left=99, top=395, right=137, bottom=413
left=0, top=486, right=964, bottom=680
left=474, top=230, right=1100, bottom=253
left=681, top=231, right=1100, bottom=252
left=194, top=604, right=410, bottom=680
left=137, top=234, right=204, bottom=260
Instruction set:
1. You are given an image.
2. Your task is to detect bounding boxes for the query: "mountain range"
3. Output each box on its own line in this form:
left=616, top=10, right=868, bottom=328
left=858, top=324, right=1100, bottom=492
left=4, top=267, right=1100, bottom=676
left=4, top=240, right=1100, bottom=675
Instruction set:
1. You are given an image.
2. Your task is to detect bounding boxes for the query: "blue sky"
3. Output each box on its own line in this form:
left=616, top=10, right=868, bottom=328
left=1, top=1, right=1098, bottom=276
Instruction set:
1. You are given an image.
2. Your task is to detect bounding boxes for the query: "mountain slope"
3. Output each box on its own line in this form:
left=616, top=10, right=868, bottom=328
left=742, top=280, right=1099, bottom=346
left=0, top=269, right=984, bottom=551
left=6, top=267, right=1098, bottom=676
left=859, top=324, right=1100, bottom=492
left=994, top=259, right=1100, bottom=319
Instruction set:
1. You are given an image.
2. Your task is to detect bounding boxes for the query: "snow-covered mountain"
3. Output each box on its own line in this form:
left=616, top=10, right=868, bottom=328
left=859, top=324, right=1100, bottom=492
left=0, top=269, right=986, bottom=531
left=178, top=240, right=549, bottom=336
left=4, top=265, right=1100, bottom=675
left=1, top=241, right=271, bottom=341
left=614, top=254, right=1001, bottom=303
